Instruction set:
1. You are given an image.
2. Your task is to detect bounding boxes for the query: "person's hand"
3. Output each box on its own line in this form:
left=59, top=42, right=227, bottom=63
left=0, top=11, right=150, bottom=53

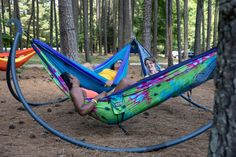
left=105, top=80, right=113, bottom=87
left=94, top=91, right=107, bottom=100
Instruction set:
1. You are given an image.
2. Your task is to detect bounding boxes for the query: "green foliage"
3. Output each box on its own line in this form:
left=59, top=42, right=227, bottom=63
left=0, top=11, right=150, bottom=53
left=0, top=0, right=216, bottom=54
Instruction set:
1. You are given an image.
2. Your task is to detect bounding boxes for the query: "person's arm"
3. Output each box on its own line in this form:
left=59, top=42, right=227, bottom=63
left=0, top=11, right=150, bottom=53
left=70, top=87, right=96, bottom=116
left=70, top=88, right=107, bottom=116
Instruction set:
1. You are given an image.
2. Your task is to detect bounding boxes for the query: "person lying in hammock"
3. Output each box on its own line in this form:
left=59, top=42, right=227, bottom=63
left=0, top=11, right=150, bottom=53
left=83, top=59, right=123, bottom=87
left=144, top=57, right=160, bottom=76
left=61, top=72, right=134, bottom=116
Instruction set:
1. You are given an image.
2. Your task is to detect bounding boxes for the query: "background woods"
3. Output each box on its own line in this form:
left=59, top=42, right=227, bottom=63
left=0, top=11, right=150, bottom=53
left=0, top=0, right=218, bottom=63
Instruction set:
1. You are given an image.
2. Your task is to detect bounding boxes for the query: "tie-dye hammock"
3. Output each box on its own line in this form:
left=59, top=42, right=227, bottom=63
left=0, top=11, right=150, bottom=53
left=88, top=48, right=216, bottom=124
left=32, top=37, right=216, bottom=125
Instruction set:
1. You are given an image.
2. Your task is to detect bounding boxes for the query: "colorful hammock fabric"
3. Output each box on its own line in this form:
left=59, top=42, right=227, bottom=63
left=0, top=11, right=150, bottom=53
left=31, top=39, right=155, bottom=94
left=88, top=48, right=217, bottom=124
left=0, top=48, right=35, bottom=71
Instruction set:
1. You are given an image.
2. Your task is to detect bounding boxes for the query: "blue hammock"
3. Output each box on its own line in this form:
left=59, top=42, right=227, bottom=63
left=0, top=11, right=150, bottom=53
left=31, top=39, right=157, bottom=94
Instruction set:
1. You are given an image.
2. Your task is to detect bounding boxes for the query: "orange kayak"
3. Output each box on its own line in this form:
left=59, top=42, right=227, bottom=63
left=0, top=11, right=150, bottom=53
left=0, top=48, right=35, bottom=71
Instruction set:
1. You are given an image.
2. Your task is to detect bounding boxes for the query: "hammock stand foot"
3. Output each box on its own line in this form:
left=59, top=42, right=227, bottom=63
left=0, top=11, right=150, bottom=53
left=118, top=124, right=129, bottom=135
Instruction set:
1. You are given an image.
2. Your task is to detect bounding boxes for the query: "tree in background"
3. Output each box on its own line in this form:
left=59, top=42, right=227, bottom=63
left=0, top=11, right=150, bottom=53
left=58, top=0, right=79, bottom=61
left=152, top=0, right=158, bottom=58
left=143, top=0, right=152, bottom=52
left=194, top=0, right=203, bottom=55
left=183, top=0, right=188, bottom=59
left=123, top=0, right=132, bottom=45
left=118, top=0, right=124, bottom=50
left=213, top=0, right=218, bottom=47
left=166, top=0, right=173, bottom=66
left=112, top=0, right=118, bottom=53
left=208, top=0, right=236, bottom=156
left=0, top=11, right=3, bottom=52
left=13, top=0, right=22, bottom=49
left=206, top=0, right=212, bottom=50
left=176, top=0, right=182, bottom=63
left=83, top=0, right=91, bottom=62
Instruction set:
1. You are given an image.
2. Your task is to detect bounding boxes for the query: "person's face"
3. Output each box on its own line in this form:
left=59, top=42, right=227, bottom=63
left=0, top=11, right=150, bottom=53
left=114, top=60, right=122, bottom=71
left=145, top=60, right=156, bottom=71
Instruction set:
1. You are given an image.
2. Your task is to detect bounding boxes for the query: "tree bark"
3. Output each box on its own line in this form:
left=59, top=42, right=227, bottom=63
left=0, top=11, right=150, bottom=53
left=213, top=0, right=218, bottom=47
left=112, top=0, right=117, bottom=53
left=102, top=0, right=108, bottom=55
left=167, top=0, right=173, bottom=66
left=83, top=0, right=91, bottom=61
left=123, top=0, right=132, bottom=44
left=1, top=0, right=5, bottom=51
left=90, top=0, right=94, bottom=55
left=183, top=0, right=188, bottom=59
left=194, top=0, right=203, bottom=55
left=26, top=0, right=35, bottom=48
left=208, top=1, right=236, bottom=156
left=118, top=0, right=124, bottom=50
left=143, top=0, right=152, bottom=52
left=202, top=4, right=205, bottom=52
left=50, top=0, right=54, bottom=46
left=54, top=0, right=59, bottom=50
left=36, top=0, right=39, bottom=39
left=0, top=10, right=3, bottom=52
left=153, top=0, right=158, bottom=58
left=176, top=0, right=182, bottom=63
left=13, top=0, right=22, bottom=49
left=206, top=0, right=212, bottom=50
left=58, top=0, right=79, bottom=61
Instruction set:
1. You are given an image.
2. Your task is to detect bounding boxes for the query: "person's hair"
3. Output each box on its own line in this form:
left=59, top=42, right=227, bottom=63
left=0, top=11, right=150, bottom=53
left=111, top=59, right=123, bottom=70
left=60, top=72, right=72, bottom=90
left=144, top=57, right=156, bottom=65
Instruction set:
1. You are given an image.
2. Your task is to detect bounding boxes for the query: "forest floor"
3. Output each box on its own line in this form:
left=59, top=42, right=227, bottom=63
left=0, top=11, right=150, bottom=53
left=0, top=65, right=214, bottom=157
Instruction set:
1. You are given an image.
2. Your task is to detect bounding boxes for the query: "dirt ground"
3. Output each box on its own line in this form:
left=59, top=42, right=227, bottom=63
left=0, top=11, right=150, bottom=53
left=0, top=65, right=214, bottom=157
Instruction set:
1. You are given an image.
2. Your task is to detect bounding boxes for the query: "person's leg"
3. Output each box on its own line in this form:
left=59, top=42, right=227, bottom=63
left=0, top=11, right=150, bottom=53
left=113, top=78, right=135, bottom=93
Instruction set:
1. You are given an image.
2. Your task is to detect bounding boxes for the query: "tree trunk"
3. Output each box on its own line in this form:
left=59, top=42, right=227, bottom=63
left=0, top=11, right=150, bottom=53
left=213, top=0, right=218, bottom=47
left=72, top=0, right=79, bottom=36
left=165, top=0, right=169, bottom=58
left=176, top=0, right=182, bottom=63
left=123, top=0, right=132, bottom=44
left=90, top=0, right=94, bottom=55
left=112, top=0, right=117, bottom=53
left=153, top=0, right=158, bottom=58
left=167, top=0, right=173, bottom=66
left=54, top=0, right=59, bottom=50
left=36, top=0, right=39, bottom=39
left=58, top=0, right=79, bottom=61
left=208, top=1, right=236, bottom=156
left=118, top=0, right=124, bottom=50
left=50, top=0, right=54, bottom=46
left=183, top=0, right=188, bottom=59
left=0, top=11, right=3, bottom=52
left=8, top=0, right=12, bottom=38
left=202, top=4, right=205, bottom=52
left=102, top=0, right=108, bottom=55
left=194, top=0, right=203, bottom=55
left=13, top=0, right=22, bottom=49
left=26, top=0, right=35, bottom=48
left=96, top=0, right=101, bottom=54
left=206, top=0, right=212, bottom=50
left=83, top=0, right=91, bottom=61
left=1, top=0, right=5, bottom=51
left=143, top=0, right=152, bottom=52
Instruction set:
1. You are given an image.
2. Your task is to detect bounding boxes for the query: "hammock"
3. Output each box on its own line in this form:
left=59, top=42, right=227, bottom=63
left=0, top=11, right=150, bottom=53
left=31, top=39, right=154, bottom=94
left=0, top=48, right=35, bottom=71
left=88, top=48, right=217, bottom=124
